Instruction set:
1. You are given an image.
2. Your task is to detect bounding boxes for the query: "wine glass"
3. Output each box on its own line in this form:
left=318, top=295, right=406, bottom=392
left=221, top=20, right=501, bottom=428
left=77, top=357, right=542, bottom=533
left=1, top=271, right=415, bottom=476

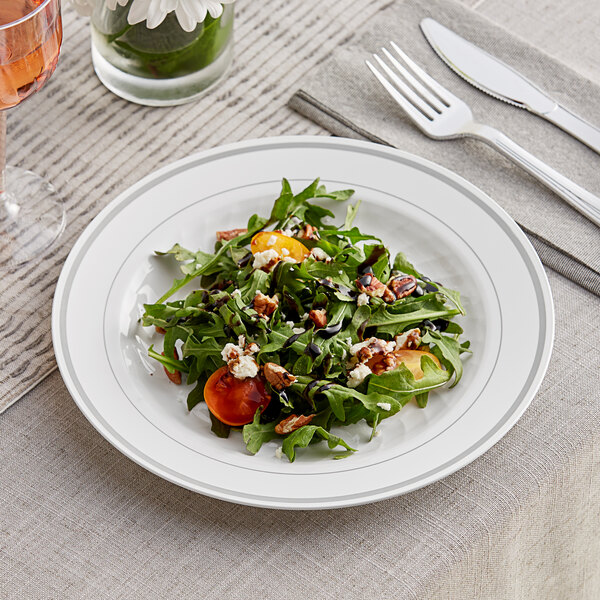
left=0, top=0, right=63, bottom=267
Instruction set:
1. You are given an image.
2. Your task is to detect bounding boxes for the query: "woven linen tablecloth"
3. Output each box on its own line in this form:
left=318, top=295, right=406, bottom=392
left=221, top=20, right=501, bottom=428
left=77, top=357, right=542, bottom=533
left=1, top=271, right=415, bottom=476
left=1, top=1, right=599, bottom=599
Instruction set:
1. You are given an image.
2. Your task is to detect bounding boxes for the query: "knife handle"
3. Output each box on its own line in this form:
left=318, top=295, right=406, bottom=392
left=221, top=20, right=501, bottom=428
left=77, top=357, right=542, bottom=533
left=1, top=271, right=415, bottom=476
left=543, top=105, right=600, bottom=155
left=471, top=124, right=600, bottom=227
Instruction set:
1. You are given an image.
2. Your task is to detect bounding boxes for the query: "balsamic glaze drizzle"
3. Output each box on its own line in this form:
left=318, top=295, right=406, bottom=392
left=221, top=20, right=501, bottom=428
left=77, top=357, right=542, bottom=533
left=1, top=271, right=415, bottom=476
left=283, top=332, right=303, bottom=349
left=304, top=343, right=322, bottom=358
left=357, top=245, right=386, bottom=274
left=318, top=322, right=343, bottom=339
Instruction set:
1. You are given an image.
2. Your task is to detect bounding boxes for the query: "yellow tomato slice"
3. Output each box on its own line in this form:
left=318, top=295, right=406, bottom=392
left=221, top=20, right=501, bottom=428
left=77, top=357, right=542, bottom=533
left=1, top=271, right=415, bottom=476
left=393, top=349, right=441, bottom=380
left=250, top=231, right=310, bottom=262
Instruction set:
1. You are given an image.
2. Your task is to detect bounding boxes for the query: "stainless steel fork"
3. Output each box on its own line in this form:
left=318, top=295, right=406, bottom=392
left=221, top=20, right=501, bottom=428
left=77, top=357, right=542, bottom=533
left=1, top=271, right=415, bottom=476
left=366, top=42, right=600, bottom=227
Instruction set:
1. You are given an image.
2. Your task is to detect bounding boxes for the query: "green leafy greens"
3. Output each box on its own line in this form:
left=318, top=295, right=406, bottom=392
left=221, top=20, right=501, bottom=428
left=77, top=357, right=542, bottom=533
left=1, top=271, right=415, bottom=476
left=142, top=179, right=471, bottom=462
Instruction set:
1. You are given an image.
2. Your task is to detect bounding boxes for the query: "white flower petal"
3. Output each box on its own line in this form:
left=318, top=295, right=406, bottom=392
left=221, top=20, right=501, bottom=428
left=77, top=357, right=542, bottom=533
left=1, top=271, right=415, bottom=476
left=205, top=0, right=224, bottom=19
left=181, top=0, right=207, bottom=24
left=174, top=2, right=197, bottom=32
left=159, top=0, right=177, bottom=12
left=145, top=0, right=168, bottom=28
left=127, top=0, right=152, bottom=24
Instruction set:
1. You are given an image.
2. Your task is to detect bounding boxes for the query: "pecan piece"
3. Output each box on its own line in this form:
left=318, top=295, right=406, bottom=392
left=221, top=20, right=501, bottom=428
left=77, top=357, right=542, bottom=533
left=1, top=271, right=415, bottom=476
left=308, top=308, right=327, bottom=329
left=370, top=353, right=398, bottom=375
left=353, top=337, right=396, bottom=363
left=298, top=224, right=319, bottom=240
left=162, top=349, right=182, bottom=385
left=263, top=362, right=297, bottom=391
left=252, top=291, right=279, bottom=318
left=388, top=274, right=417, bottom=299
left=275, top=413, right=315, bottom=435
left=356, top=273, right=395, bottom=303
left=216, top=227, right=248, bottom=241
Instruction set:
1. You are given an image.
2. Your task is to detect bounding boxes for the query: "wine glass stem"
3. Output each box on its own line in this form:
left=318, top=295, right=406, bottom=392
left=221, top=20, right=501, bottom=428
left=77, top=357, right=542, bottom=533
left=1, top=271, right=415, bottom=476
left=0, top=111, right=6, bottom=195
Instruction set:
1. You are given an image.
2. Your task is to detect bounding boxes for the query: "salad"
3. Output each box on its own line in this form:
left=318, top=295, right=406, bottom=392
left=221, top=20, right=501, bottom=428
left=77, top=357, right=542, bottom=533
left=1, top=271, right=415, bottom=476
left=142, top=179, right=471, bottom=462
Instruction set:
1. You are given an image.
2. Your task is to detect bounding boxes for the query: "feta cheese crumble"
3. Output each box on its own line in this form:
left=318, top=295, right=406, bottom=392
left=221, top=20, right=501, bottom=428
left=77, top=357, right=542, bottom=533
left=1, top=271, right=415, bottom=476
left=253, top=248, right=279, bottom=270
left=310, top=247, right=331, bottom=262
left=376, top=402, right=392, bottom=411
left=229, top=356, right=259, bottom=379
left=275, top=447, right=284, bottom=459
left=267, top=235, right=278, bottom=246
left=347, top=363, right=372, bottom=388
left=350, top=337, right=395, bottom=357
left=357, top=292, right=370, bottom=306
left=281, top=247, right=290, bottom=256
left=221, top=337, right=259, bottom=380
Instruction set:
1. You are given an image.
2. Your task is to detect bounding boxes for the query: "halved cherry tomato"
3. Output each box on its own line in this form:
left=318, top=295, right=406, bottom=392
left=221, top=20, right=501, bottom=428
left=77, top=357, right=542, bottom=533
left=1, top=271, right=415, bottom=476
left=250, top=231, right=310, bottom=262
left=366, top=349, right=440, bottom=380
left=204, top=366, right=271, bottom=426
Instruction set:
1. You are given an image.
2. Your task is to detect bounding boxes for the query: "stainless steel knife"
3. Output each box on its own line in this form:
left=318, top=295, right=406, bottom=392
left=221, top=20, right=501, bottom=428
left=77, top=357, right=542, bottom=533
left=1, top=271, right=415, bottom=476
left=420, top=18, right=600, bottom=155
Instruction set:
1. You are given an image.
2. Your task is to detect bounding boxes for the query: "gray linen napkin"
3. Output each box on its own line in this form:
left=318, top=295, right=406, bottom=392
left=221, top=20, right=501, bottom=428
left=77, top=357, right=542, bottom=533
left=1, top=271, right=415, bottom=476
left=289, top=0, right=600, bottom=297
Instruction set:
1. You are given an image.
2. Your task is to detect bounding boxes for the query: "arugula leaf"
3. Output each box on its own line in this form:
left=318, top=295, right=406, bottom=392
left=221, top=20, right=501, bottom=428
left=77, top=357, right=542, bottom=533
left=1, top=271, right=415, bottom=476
left=422, top=329, right=465, bottom=387
left=209, top=411, right=231, bottom=438
left=323, top=385, right=402, bottom=419
left=392, top=252, right=465, bottom=315
left=148, top=344, right=189, bottom=373
left=367, top=356, right=450, bottom=401
left=281, top=426, right=355, bottom=462
left=368, top=303, right=460, bottom=330
left=269, top=178, right=294, bottom=222
left=315, top=186, right=355, bottom=202
left=186, top=380, right=205, bottom=411
left=322, top=227, right=381, bottom=244
left=182, top=336, right=224, bottom=376
left=242, top=411, right=277, bottom=454
left=393, top=252, right=420, bottom=277
left=343, top=200, right=361, bottom=230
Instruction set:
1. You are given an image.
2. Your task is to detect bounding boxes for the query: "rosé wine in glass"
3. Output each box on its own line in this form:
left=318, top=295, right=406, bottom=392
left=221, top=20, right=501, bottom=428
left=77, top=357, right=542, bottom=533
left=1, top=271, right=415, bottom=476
left=0, top=0, right=64, bottom=267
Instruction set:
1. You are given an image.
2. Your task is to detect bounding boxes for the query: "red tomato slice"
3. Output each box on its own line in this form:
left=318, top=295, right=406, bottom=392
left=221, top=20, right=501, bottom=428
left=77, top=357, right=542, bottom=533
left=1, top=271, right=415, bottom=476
left=204, top=366, right=271, bottom=426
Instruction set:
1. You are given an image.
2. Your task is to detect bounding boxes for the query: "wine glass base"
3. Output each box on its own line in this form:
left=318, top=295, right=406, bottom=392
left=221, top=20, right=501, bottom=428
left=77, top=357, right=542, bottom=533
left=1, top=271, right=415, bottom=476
left=0, top=166, right=65, bottom=268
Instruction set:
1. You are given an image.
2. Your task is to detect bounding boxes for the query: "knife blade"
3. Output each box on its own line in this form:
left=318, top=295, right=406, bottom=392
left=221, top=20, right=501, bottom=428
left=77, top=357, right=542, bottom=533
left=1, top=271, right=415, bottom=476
left=420, top=18, right=600, bottom=155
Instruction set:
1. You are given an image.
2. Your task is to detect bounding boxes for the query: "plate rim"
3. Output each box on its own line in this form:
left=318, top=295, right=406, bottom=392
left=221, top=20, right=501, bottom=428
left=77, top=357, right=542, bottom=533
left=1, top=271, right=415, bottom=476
left=51, top=135, right=555, bottom=509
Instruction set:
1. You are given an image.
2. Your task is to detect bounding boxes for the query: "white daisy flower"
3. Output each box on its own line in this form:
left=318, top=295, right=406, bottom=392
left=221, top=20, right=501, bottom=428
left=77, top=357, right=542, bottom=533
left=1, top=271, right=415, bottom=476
left=70, top=0, right=236, bottom=33
left=128, top=0, right=236, bottom=32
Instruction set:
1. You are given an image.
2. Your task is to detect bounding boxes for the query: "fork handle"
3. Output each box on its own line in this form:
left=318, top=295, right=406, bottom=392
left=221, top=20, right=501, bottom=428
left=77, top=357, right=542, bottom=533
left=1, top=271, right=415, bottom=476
left=468, top=124, right=600, bottom=227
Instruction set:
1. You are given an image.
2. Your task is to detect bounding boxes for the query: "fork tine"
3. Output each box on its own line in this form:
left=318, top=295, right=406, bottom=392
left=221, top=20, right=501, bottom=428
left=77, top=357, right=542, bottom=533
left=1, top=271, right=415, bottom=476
left=389, top=41, right=454, bottom=106
left=366, top=60, right=431, bottom=126
left=380, top=48, right=445, bottom=113
left=372, top=54, right=437, bottom=120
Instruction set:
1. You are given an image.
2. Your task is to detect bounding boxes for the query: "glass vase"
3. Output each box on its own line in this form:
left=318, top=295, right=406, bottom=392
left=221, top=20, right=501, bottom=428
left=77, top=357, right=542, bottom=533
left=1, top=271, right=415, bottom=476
left=90, top=2, right=234, bottom=107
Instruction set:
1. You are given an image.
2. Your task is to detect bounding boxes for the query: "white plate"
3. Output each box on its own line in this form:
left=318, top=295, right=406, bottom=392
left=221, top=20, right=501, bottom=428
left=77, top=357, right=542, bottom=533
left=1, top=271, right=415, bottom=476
left=52, top=137, right=554, bottom=510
